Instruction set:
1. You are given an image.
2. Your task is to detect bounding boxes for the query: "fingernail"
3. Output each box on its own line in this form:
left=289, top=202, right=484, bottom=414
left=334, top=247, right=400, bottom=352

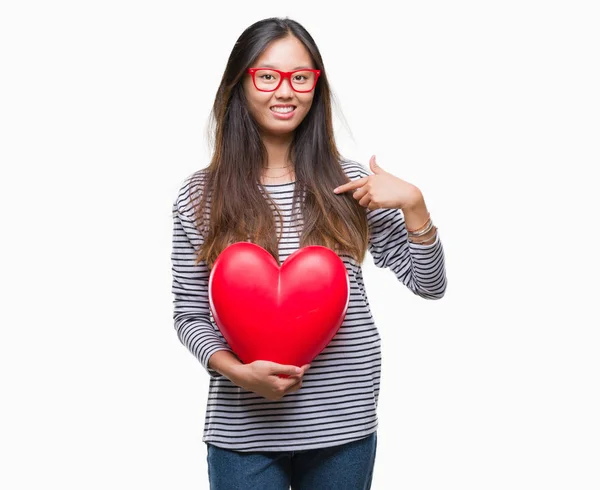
left=295, top=367, right=302, bottom=374
left=333, top=188, right=339, bottom=193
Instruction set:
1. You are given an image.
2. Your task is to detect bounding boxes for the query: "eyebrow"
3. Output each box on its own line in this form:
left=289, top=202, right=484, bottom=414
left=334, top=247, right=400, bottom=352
left=259, top=64, right=313, bottom=70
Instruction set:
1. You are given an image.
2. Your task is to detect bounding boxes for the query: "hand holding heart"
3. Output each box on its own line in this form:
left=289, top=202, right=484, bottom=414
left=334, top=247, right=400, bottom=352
left=334, top=155, right=422, bottom=210
left=231, top=360, right=311, bottom=401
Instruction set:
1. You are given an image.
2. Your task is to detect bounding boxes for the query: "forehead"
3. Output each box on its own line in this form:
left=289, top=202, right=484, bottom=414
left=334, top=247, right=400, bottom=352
left=253, top=36, right=314, bottom=70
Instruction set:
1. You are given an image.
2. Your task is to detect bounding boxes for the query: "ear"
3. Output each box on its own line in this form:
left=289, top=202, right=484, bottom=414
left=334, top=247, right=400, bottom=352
left=369, top=155, right=384, bottom=174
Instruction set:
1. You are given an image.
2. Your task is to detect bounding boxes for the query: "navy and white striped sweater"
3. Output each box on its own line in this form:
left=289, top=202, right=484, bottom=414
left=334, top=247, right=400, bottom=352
left=171, top=160, right=447, bottom=452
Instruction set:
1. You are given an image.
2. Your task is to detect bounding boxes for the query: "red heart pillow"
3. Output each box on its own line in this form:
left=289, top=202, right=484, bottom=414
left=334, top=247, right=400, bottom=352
left=208, top=242, right=349, bottom=367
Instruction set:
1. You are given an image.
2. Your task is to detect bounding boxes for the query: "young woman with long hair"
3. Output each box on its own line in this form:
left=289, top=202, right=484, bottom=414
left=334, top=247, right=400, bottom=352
left=171, top=16, right=447, bottom=489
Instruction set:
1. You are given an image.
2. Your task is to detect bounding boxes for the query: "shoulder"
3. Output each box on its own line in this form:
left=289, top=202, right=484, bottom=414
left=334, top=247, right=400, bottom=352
left=173, top=167, right=210, bottom=217
left=339, top=158, right=372, bottom=180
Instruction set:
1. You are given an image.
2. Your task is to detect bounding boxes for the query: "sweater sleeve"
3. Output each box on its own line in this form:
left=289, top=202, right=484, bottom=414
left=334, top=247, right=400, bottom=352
left=344, top=161, right=447, bottom=299
left=171, top=179, right=234, bottom=377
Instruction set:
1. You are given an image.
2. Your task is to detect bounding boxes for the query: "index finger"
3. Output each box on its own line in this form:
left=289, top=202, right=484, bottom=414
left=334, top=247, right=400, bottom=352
left=333, top=177, right=369, bottom=194
left=269, top=363, right=303, bottom=376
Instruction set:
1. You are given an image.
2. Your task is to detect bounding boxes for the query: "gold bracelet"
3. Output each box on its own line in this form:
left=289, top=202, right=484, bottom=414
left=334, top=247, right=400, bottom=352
left=406, top=212, right=430, bottom=233
left=408, top=219, right=434, bottom=237
left=408, top=227, right=437, bottom=244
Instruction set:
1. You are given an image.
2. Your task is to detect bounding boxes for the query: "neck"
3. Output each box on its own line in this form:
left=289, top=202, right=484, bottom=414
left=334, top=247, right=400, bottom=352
left=260, top=131, right=294, bottom=169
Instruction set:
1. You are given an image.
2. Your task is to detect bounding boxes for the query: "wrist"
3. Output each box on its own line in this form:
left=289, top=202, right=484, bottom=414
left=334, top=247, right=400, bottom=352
left=401, top=194, right=429, bottom=232
left=227, top=363, right=247, bottom=385
left=401, top=194, right=438, bottom=244
left=209, top=350, right=244, bottom=381
left=406, top=212, right=435, bottom=239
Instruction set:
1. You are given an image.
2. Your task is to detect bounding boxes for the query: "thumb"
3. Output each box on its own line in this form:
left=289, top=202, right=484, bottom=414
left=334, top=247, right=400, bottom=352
left=370, top=155, right=383, bottom=174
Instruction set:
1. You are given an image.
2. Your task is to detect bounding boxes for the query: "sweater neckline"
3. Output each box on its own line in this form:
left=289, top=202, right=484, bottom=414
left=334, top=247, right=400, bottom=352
left=262, top=180, right=296, bottom=187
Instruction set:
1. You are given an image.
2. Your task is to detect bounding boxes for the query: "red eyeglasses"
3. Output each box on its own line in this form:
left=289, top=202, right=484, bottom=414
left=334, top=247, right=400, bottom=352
left=247, top=67, right=321, bottom=93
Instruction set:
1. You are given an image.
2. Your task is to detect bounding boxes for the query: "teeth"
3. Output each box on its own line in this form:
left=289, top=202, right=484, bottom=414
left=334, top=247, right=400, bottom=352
left=271, top=106, right=295, bottom=113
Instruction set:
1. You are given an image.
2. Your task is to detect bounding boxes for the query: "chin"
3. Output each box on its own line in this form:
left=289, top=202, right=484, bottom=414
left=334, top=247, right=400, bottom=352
left=262, top=122, right=301, bottom=136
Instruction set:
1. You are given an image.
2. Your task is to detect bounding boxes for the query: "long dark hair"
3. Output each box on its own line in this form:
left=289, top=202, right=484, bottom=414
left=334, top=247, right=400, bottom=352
left=193, top=17, right=368, bottom=269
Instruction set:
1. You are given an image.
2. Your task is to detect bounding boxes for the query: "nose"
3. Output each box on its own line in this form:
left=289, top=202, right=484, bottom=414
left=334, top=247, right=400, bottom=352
left=275, top=74, right=294, bottom=98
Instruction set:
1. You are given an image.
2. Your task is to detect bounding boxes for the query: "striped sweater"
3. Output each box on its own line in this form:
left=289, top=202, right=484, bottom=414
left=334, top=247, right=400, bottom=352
left=171, top=160, right=447, bottom=452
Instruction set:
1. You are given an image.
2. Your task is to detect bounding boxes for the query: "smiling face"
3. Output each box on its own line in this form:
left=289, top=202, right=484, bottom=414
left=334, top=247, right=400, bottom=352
left=243, top=35, right=317, bottom=138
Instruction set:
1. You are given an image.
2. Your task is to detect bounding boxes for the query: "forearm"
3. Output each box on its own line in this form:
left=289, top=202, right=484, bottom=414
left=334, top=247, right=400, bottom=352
left=410, top=245, right=447, bottom=298
left=401, top=191, right=437, bottom=245
left=208, top=350, right=245, bottom=382
left=174, top=315, right=234, bottom=375
left=172, top=204, right=235, bottom=376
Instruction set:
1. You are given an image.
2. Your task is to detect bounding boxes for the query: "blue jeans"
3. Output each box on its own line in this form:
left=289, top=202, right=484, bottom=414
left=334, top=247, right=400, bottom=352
left=206, top=432, right=377, bottom=490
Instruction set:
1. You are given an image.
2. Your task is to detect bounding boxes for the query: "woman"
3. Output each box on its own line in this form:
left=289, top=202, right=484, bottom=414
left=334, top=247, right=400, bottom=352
left=171, top=16, right=447, bottom=490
